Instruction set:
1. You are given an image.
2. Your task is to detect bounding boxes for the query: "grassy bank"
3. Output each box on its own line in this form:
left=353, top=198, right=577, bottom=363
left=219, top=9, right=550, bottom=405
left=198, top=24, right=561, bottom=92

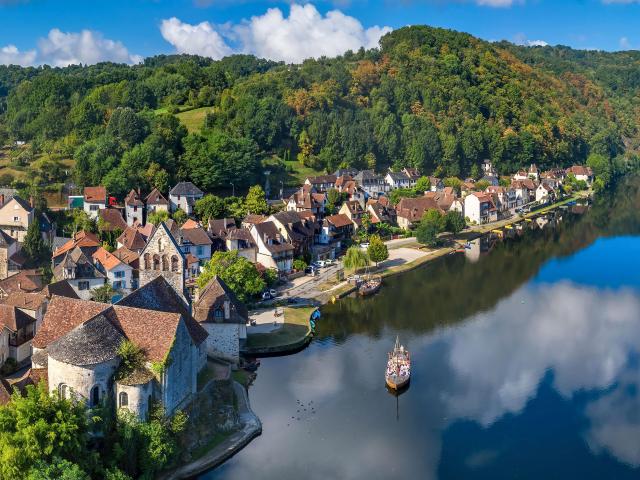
left=245, top=306, right=314, bottom=353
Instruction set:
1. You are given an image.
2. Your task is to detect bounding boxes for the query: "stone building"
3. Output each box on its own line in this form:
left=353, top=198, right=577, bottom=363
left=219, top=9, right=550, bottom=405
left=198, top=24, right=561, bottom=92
left=138, top=222, right=188, bottom=301
left=193, top=276, right=248, bottom=363
left=32, top=291, right=207, bottom=419
left=0, top=230, right=20, bottom=279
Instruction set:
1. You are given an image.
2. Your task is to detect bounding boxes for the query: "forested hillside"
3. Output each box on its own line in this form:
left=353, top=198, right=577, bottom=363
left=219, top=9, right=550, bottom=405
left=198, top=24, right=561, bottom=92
left=0, top=26, right=636, bottom=197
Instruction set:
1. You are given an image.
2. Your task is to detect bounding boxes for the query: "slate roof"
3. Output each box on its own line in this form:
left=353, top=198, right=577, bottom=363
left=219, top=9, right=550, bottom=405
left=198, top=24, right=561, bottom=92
left=145, top=188, right=168, bottom=205
left=396, top=197, right=442, bottom=223
left=193, top=276, right=248, bottom=324
left=170, top=182, right=203, bottom=197
left=53, top=247, right=105, bottom=281
left=4, top=195, right=33, bottom=212
left=253, top=221, right=294, bottom=253
left=242, top=214, right=267, bottom=226
left=306, top=174, right=337, bottom=185
left=98, top=208, right=127, bottom=232
left=180, top=226, right=213, bottom=246
left=43, top=280, right=80, bottom=300
left=117, top=366, right=155, bottom=386
left=208, top=218, right=237, bottom=237
left=0, top=230, right=16, bottom=248
left=48, top=314, right=124, bottom=366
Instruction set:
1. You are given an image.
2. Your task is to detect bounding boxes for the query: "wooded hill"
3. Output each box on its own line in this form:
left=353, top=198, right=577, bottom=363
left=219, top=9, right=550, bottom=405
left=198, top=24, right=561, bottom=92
left=0, top=25, right=637, bottom=196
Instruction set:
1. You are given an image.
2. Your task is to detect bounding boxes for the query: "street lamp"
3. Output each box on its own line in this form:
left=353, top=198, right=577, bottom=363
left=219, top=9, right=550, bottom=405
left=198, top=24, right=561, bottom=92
left=230, top=182, right=235, bottom=197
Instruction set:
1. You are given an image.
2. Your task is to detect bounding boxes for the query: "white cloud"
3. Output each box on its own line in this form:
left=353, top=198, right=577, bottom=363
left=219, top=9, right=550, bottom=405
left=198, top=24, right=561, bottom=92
left=160, top=3, right=392, bottom=64
left=0, top=28, right=141, bottom=67
left=513, top=32, right=549, bottom=47
left=527, top=39, right=548, bottom=47
left=476, top=0, right=520, bottom=6
left=160, top=17, right=232, bottom=59
left=0, top=44, right=36, bottom=66
left=37, top=29, right=142, bottom=67
left=619, top=36, right=632, bottom=49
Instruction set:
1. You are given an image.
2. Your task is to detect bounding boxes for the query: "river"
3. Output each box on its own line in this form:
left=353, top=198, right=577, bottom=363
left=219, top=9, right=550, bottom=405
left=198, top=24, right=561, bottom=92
left=203, top=177, right=640, bottom=480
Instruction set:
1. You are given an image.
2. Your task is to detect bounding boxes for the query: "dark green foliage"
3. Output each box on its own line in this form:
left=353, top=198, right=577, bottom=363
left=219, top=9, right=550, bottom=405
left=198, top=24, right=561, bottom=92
left=194, top=194, right=227, bottom=221
left=22, top=219, right=47, bottom=266
left=416, top=209, right=446, bottom=247
left=367, top=235, right=389, bottom=266
left=197, top=250, right=266, bottom=301
left=445, top=211, right=466, bottom=234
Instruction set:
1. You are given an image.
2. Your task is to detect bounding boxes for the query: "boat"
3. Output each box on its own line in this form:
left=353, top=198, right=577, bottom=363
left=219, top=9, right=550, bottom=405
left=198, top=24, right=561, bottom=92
left=385, top=336, right=411, bottom=390
left=358, top=275, right=382, bottom=296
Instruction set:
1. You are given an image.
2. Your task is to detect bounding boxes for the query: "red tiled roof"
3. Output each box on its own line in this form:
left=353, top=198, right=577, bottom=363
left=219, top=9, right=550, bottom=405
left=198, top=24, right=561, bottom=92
left=53, top=231, right=100, bottom=258
left=117, top=226, right=147, bottom=251
left=93, top=247, right=125, bottom=271
left=84, top=186, right=106, bottom=202
left=0, top=269, right=44, bottom=295
left=145, top=188, right=168, bottom=205
left=98, top=208, right=127, bottom=232
left=326, top=214, right=353, bottom=228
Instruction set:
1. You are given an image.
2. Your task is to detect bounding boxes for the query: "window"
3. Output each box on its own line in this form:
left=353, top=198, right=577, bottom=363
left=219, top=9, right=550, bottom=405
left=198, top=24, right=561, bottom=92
left=196, top=246, right=203, bottom=256
left=12, top=216, right=19, bottom=222
left=171, top=255, right=179, bottom=272
left=214, top=309, right=223, bottom=318
left=113, top=281, right=123, bottom=289
left=119, top=391, right=128, bottom=407
left=58, top=383, right=68, bottom=399
left=90, top=386, right=100, bottom=407
left=89, top=204, right=99, bottom=211
left=114, top=270, right=125, bottom=278
left=78, top=281, right=90, bottom=290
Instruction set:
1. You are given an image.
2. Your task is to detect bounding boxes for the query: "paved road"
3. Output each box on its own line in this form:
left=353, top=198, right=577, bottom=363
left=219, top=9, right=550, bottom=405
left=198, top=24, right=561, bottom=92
left=279, top=263, right=342, bottom=300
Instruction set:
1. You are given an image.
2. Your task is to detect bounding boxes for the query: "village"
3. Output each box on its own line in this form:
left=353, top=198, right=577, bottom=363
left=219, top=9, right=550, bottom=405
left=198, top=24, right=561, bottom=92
left=0, top=158, right=594, bottom=474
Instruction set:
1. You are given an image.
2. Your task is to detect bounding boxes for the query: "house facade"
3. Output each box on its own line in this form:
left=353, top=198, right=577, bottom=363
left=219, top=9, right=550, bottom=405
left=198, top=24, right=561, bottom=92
left=250, top=221, right=294, bottom=274
left=0, top=196, right=34, bottom=242
left=193, top=276, right=248, bottom=363
left=169, top=182, right=203, bottom=215
left=93, top=247, right=134, bottom=293
left=53, top=247, right=106, bottom=300
left=83, top=187, right=107, bottom=219
left=124, top=190, right=145, bottom=227
left=464, top=192, right=498, bottom=224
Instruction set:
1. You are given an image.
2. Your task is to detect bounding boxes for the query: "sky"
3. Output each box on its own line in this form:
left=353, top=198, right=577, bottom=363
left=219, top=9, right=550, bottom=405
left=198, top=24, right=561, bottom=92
left=2, top=0, right=640, bottom=67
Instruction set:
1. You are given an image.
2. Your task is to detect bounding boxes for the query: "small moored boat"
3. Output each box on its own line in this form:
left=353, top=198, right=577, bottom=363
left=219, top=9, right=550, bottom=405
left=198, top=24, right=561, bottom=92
left=385, top=336, right=410, bottom=390
left=358, top=275, right=382, bottom=296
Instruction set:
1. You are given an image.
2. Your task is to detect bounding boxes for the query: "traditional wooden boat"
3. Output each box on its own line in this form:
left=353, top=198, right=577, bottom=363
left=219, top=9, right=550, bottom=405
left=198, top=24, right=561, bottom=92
left=385, top=336, right=410, bottom=390
left=358, top=275, right=382, bottom=296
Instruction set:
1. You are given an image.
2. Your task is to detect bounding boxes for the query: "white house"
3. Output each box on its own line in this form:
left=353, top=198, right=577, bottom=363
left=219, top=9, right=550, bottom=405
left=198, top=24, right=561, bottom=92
left=169, top=182, right=203, bottom=215
left=566, top=166, right=594, bottom=185
left=179, top=224, right=213, bottom=264
left=52, top=247, right=106, bottom=300
left=536, top=183, right=554, bottom=203
left=145, top=188, right=169, bottom=215
left=124, top=190, right=145, bottom=227
left=384, top=171, right=413, bottom=190
left=464, top=192, right=498, bottom=225
left=83, top=186, right=107, bottom=219
left=92, top=247, right=134, bottom=293
left=250, top=221, right=294, bottom=274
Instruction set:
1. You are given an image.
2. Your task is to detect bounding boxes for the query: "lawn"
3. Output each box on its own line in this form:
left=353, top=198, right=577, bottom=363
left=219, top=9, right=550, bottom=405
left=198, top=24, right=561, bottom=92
left=176, top=107, right=213, bottom=133
left=245, top=306, right=314, bottom=350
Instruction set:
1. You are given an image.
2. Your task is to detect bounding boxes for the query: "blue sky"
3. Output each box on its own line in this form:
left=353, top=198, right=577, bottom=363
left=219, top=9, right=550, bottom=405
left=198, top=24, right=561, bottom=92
left=1, top=0, right=640, bottom=66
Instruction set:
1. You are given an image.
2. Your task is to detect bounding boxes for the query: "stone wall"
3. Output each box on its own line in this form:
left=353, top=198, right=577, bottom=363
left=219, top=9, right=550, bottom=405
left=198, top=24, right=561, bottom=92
left=0, top=329, right=8, bottom=367
left=203, top=324, right=241, bottom=363
left=48, top=356, right=119, bottom=404
left=162, top=320, right=197, bottom=415
left=139, top=225, right=185, bottom=298
left=0, top=247, right=8, bottom=280
left=116, top=381, right=153, bottom=420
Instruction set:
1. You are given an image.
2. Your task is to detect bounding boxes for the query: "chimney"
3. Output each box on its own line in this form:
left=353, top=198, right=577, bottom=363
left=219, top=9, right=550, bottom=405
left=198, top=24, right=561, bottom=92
left=29, top=196, right=34, bottom=208
left=224, top=300, right=230, bottom=320
left=0, top=194, right=5, bottom=206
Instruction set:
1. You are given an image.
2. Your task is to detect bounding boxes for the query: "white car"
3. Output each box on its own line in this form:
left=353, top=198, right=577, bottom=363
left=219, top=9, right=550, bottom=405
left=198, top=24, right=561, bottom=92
left=360, top=243, right=370, bottom=250
left=269, top=289, right=278, bottom=297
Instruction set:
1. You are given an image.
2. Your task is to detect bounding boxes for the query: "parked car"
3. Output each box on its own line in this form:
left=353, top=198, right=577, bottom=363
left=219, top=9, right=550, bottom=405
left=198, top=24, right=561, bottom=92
left=269, top=289, right=278, bottom=297
left=261, top=291, right=272, bottom=300
left=304, top=266, right=316, bottom=274
left=360, top=243, right=370, bottom=250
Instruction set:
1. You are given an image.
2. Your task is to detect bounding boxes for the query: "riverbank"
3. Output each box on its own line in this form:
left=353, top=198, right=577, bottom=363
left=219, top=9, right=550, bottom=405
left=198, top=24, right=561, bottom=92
left=159, top=381, right=262, bottom=480
left=243, top=306, right=316, bottom=355
left=316, top=192, right=590, bottom=303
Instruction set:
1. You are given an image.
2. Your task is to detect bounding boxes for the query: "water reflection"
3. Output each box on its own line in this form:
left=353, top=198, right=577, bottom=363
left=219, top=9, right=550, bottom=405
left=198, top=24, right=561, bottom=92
left=204, top=178, right=640, bottom=479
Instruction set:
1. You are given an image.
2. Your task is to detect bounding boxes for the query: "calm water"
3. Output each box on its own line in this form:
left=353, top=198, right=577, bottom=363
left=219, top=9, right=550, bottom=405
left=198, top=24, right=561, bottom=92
left=204, top=178, right=640, bottom=480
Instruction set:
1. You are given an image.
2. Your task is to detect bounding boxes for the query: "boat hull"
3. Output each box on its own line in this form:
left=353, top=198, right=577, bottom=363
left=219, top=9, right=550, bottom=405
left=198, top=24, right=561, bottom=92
left=359, top=282, right=381, bottom=296
left=385, top=374, right=410, bottom=390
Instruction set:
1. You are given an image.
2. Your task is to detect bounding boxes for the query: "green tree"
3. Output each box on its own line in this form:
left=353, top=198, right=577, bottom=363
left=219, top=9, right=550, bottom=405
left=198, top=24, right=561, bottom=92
left=389, top=188, right=417, bottom=205
left=416, top=209, right=445, bottom=247
left=293, top=258, right=307, bottom=271
left=342, top=246, right=370, bottom=272
left=367, top=235, right=388, bottom=267
left=26, top=458, right=90, bottom=480
left=197, top=251, right=266, bottom=301
left=586, top=153, right=612, bottom=187
left=92, top=283, right=116, bottom=302
left=172, top=208, right=188, bottom=225
left=147, top=209, right=170, bottom=226
left=244, top=185, right=269, bottom=215
left=444, top=210, right=466, bottom=234
left=22, top=220, right=46, bottom=266
left=0, top=383, right=95, bottom=479
left=325, top=188, right=344, bottom=214
left=194, top=194, right=227, bottom=222
left=414, top=176, right=431, bottom=193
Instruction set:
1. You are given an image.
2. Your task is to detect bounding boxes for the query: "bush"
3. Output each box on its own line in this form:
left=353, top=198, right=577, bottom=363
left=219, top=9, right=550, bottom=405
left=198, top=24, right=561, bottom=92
left=0, top=358, right=17, bottom=375
left=293, top=258, right=307, bottom=271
